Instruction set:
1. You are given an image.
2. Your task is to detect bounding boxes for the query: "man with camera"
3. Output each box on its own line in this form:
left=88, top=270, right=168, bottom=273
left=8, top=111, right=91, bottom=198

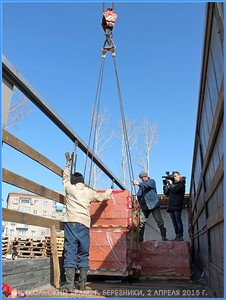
left=132, top=171, right=168, bottom=242
left=163, top=171, right=186, bottom=241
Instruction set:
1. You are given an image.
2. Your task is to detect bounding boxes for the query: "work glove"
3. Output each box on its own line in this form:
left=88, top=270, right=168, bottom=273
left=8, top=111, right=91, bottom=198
left=65, top=152, right=71, bottom=167
left=105, top=188, right=113, bottom=195
left=132, top=180, right=139, bottom=186
left=103, top=188, right=113, bottom=201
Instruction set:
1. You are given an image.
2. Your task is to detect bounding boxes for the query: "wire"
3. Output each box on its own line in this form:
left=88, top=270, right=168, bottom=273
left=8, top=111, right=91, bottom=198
left=85, top=2, right=137, bottom=195
left=83, top=58, right=106, bottom=186
left=112, top=55, right=137, bottom=195
left=103, top=2, right=115, bottom=11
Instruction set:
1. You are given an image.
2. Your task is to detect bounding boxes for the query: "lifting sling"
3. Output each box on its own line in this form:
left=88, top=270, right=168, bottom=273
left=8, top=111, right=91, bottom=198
left=83, top=4, right=140, bottom=269
left=101, top=5, right=117, bottom=58
left=84, top=3, right=137, bottom=197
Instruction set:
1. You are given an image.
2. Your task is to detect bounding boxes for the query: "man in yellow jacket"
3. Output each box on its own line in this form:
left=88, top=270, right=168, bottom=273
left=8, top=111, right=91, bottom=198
left=60, top=154, right=112, bottom=292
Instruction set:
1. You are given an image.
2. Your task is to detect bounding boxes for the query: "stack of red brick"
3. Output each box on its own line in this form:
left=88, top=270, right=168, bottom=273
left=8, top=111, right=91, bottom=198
left=89, top=190, right=140, bottom=276
left=140, top=240, right=191, bottom=278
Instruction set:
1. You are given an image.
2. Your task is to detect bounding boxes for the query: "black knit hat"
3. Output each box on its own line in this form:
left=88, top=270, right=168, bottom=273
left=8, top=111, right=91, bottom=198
left=71, top=172, right=84, bottom=185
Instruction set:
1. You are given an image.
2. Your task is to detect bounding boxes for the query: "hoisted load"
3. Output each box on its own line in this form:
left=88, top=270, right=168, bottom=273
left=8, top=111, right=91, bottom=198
left=101, top=7, right=118, bottom=58
left=84, top=2, right=137, bottom=197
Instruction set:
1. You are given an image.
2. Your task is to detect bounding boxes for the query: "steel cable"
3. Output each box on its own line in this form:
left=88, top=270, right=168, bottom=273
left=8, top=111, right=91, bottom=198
left=84, top=58, right=105, bottom=186
left=112, top=55, right=137, bottom=196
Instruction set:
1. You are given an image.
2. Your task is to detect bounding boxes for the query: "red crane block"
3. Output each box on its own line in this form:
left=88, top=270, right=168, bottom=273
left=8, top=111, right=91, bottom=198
left=140, top=240, right=191, bottom=278
left=90, top=190, right=139, bottom=228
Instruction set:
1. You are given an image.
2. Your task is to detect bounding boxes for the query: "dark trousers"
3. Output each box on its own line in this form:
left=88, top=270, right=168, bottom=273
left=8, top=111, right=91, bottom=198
left=140, top=206, right=164, bottom=228
left=169, top=210, right=184, bottom=235
left=63, top=222, right=90, bottom=269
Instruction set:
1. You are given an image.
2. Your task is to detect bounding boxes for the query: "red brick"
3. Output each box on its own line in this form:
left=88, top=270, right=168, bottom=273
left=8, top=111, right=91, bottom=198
left=89, top=227, right=140, bottom=272
left=141, top=240, right=190, bottom=255
left=140, top=240, right=191, bottom=277
left=141, top=267, right=191, bottom=277
left=141, top=254, right=190, bottom=268
left=90, top=190, right=139, bottom=228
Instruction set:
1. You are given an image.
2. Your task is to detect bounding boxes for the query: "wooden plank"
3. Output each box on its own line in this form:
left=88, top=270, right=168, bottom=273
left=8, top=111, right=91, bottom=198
left=2, top=258, right=52, bottom=276
left=201, top=86, right=224, bottom=176
left=206, top=202, right=224, bottom=229
left=88, top=269, right=128, bottom=277
left=205, top=156, right=224, bottom=201
left=139, top=275, right=190, bottom=280
left=2, top=168, right=66, bottom=204
left=50, top=226, right=61, bottom=288
left=209, top=262, right=224, bottom=296
left=2, top=208, right=64, bottom=230
left=3, top=56, right=127, bottom=191
left=191, top=156, right=223, bottom=226
left=158, top=194, right=190, bottom=208
left=2, top=129, right=63, bottom=177
left=3, top=268, right=53, bottom=291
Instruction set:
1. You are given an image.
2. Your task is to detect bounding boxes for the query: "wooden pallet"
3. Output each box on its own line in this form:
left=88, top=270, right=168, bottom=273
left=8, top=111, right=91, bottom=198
left=13, top=250, right=47, bottom=258
left=45, top=235, right=64, bottom=257
left=2, top=236, right=9, bottom=256
left=2, top=245, right=8, bottom=252
left=13, top=239, right=45, bottom=246
left=12, top=238, right=47, bottom=259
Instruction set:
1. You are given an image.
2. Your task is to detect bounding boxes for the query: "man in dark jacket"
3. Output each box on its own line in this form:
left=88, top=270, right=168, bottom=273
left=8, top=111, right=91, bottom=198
left=132, top=171, right=168, bottom=241
left=163, top=171, right=186, bottom=241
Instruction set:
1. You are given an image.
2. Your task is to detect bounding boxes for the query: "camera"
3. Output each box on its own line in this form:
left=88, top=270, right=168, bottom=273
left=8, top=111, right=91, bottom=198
left=162, top=171, right=175, bottom=186
left=162, top=171, right=186, bottom=187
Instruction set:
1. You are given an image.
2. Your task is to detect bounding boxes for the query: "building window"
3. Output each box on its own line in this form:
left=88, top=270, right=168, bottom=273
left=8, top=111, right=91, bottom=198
left=52, top=211, right=56, bottom=217
left=20, top=197, right=31, bottom=204
left=43, top=200, right=48, bottom=206
left=42, top=210, right=47, bottom=216
left=31, top=231, right=36, bottom=236
left=52, top=202, right=56, bottom=207
left=56, top=203, right=64, bottom=211
left=33, top=210, right=38, bottom=215
left=17, top=229, right=27, bottom=236
left=10, top=229, right=15, bottom=236
left=41, top=231, right=46, bottom=237
left=19, top=206, right=30, bottom=213
left=13, top=198, right=19, bottom=204
left=34, top=200, right=39, bottom=205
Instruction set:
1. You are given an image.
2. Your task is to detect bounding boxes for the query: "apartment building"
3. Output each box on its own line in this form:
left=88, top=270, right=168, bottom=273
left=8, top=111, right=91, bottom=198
left=4, top=190, right=65, bottom=241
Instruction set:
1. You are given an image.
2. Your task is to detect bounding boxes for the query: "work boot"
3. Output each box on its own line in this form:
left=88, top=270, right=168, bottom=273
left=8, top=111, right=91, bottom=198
left=59, top=268, right=75, bottom=293
left=78, top=267, right=89, bottom=291
left=159, top=226, right=168, bottom=241
left=139, top=225, right=145, bottom=242
left=178, top=234, right=184, bottom=241
left=172, top=234, right=181, bottom=241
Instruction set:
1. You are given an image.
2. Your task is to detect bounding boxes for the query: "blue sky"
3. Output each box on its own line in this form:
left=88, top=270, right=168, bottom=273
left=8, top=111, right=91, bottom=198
left=2, top=1, right=206, bottom=205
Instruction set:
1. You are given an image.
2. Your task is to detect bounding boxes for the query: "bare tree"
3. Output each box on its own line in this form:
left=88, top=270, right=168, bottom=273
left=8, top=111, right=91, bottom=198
left=87, top=107, right=113, bottom=189
left=5, top=88, right=31, bottom=130
left=118, top=119, right=137, bottom=187
left=136, top=118, right=158, bottom=175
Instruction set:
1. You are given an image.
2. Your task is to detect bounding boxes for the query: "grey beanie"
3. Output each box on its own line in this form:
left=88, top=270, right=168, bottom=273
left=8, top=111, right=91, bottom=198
left=139, top=171, right=148, bottom=178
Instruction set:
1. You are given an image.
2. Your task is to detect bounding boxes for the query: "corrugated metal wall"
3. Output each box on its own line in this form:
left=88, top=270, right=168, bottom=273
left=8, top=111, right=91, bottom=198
left=190, top=3, right=224, bottom=297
